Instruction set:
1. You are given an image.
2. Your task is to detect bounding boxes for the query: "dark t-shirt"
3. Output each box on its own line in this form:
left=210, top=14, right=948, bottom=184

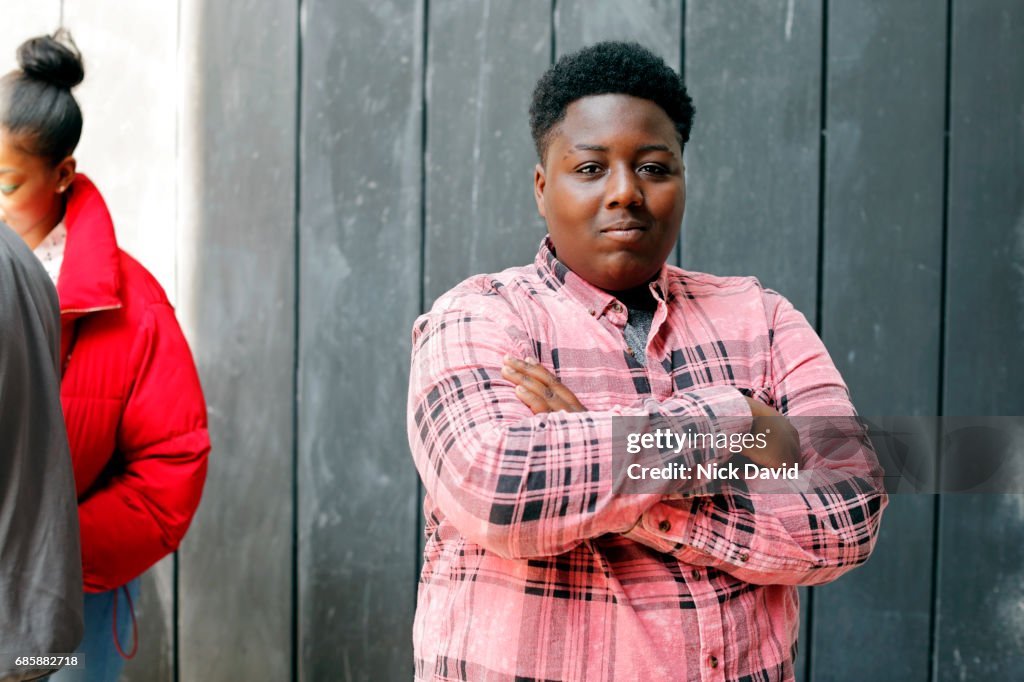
left=0, top=225, right=83, bottom=680
left=623, top=304, right=655, bottom=364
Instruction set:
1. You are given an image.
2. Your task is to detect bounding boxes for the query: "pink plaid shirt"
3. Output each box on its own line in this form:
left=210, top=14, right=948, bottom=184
left=408, top=238, right=886, bottom=682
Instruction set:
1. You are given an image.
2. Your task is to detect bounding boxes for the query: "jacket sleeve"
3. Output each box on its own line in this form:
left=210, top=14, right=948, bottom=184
left=78, top=301, right=210, bottom=592
left=408, top=294, right=753, bottom=560
left=622, top=289, right=887, bottom=586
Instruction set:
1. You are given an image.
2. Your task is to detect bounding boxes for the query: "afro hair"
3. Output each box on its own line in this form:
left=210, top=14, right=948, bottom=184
left=529, top=41, right=695, bottom=161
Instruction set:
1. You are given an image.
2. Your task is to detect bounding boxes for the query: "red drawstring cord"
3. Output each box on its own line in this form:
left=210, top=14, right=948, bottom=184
left=111, top=584, right=139, bottom=659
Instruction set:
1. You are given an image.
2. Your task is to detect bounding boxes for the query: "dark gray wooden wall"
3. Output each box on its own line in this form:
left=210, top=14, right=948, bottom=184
left=11, top=1, right=1020, bottom=680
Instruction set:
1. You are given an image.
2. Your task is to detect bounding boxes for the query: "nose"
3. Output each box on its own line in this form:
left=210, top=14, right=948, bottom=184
left=604, top=165, right=643, bottom=208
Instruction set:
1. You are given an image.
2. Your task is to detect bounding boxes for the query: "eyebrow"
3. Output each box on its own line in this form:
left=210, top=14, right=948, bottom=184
left=637, top=144, right=673, bottom=153
left=570, top=143, right=675, bottom=155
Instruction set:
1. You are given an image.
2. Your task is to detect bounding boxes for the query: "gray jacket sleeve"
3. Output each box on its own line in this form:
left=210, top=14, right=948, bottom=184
left=0, top=225, right=83, bottom=681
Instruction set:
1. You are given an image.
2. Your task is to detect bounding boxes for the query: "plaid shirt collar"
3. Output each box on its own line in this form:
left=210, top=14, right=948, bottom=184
left=535, top=235, right=672, bottom=318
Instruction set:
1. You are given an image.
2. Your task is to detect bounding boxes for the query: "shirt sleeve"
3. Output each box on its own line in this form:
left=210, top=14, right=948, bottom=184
left=407, top=292, right=753, bottom=560
left=77, top=302, right=210, bottom=592
left=621, top=288, right=888, bottom=586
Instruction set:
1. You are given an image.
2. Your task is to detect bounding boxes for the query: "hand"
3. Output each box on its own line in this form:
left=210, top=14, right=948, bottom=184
left=742, top=397, right=801, bottom=470
left=501, top=355, right=586, bottom=414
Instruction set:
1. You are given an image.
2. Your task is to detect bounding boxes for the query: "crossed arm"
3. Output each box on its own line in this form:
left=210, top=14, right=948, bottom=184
left=503, top=353, right=885, bottom=586
left=407, top=303, right=756, bottom=560
left=408, top=292, right=886, bottom=584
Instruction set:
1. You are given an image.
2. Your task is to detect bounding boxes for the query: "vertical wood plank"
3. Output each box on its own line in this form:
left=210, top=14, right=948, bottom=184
left=683, top=1, right=822, bottom=321
left=62, top=5, right=181, bottom=674
left=175, top=1, right=297, bottom=680
left=820, top=0, right=946, bottom=417
left=684, top=4, right=821, bottom=678
left=813, top=3, right=948, bottom=681
left=555, top=0, right=681, bottom=69
left=937, top=0, right=1024, bottom=678
left=816, top=1, right=949, bottom=678
left=942, top=0, right=1024, bottom=416
left=424, top=0, right=551, bottom=306
left=422, top=0, right=549, bottom=634
left=298, top=1, right=423, bottom=679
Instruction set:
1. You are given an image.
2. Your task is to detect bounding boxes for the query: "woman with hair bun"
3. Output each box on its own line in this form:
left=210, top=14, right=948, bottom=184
left=0, top=30, right=210, bottom=681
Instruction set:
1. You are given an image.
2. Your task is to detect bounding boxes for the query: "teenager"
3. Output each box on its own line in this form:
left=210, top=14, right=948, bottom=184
left=408, top=42, right=886, bottom=681
left=0, top=31, right=210, bottom=680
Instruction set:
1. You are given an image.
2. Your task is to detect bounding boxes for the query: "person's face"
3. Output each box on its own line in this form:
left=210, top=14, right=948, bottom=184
left=534, top=94, right=685, bottom=292
left=0, top=127, right=75, bottom=249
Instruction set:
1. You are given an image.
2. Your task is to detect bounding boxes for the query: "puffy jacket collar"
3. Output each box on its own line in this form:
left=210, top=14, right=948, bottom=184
left=58, top=174, right=121, bottom=317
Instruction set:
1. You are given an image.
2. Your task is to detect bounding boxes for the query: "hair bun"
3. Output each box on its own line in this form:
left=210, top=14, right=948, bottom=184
left=16, top=30, right=84, bottom=90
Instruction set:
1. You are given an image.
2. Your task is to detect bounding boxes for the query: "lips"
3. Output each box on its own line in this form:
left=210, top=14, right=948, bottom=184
left=600, top=222, right=649, bottom=244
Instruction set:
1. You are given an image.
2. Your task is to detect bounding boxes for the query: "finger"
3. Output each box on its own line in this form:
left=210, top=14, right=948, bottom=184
left=518, top=373, right=584, bottom=412
left=515, top=380, right=585, bottom=414
left=502, top=365, right=561, bottom=410
left=514, top=384, right=553, bottom=414
left=500, top=363, right=546, bottom=393
left=502, top=366, right=572, bottom=414
left=517, top=379, right=559, bottom=404
left=500, top=362, right=523, bottom=384
left=556, top=387, right=586, bottom=412
left=538, top=377, right=585, bottom=412
left=501, top=359, right=556, bottom=396
left=503, top=367, right=557, bottom=404
left=504, top=356, right=584, bottom=411
left=504, top=355, right=553, bottom=384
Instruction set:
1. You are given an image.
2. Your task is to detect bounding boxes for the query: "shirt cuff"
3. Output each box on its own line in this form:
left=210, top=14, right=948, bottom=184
left=620, top=497, right=709, bottom=555
left=654, top=385, right=753, bottom=439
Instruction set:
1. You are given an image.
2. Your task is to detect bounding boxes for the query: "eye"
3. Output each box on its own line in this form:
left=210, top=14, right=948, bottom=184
left=575, top=163, right=604, bottom=176
left=0, top=184, right=18, bottom=195
left=638, top=163, right=669, bottom=176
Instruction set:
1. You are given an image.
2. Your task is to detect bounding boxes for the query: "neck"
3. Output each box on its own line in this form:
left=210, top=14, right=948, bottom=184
left=22, top=197, right=66, bottom=250
left=607, top=280, right=658, bottom=311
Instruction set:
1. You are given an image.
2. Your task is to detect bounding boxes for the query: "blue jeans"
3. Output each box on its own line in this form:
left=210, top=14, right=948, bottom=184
left=47, top=578, right=141, bottom=682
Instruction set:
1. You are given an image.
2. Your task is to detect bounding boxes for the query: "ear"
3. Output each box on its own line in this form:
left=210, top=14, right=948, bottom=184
left=54, top=156, right=76, bottom=194
left=533, top=163, right=547, bottom=219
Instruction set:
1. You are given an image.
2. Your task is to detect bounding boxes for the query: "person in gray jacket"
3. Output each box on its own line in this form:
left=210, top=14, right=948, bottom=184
left=0, top=223, right=83, bottom=681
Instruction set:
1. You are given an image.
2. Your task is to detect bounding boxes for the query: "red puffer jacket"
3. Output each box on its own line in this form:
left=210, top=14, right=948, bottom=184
left=57, top=174, right=210, bottom=592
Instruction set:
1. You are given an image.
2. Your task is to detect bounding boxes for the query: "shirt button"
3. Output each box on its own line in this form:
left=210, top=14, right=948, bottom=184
left=588, top=308, right=596, bottom=316
left=626, top=347, right=635, bottom=356
left=658, top=520, right=671, bottom=532
left=612, top=302, right=623, bottom=313
left=708, top=655, right=718, bottom=669
left=738, top=551, right=750, bottom=562
left=691, top=569, right=701, bottom=581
